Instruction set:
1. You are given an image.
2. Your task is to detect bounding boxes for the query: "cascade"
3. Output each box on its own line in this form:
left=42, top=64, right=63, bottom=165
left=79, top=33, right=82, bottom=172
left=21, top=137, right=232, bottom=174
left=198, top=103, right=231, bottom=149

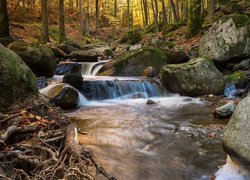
left=80, top=79, right=167, bottom=100
left=224, top=84, right=236, bottom=98
left=82, top=61, right=106, bottom=75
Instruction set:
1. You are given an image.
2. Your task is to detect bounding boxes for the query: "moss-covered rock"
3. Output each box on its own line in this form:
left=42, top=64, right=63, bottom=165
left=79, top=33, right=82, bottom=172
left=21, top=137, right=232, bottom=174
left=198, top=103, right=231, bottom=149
left=113, top=48, right=167, bottom=76
left=160, top=57, right=225, bottom=96
left=225, top=72, right=248, bottom=88
left=223, top=93, right=250, bottom=166
left=0, top=43, right=38, bottom=112
left=199, top=14, right=250, bottom=62
left=8, top=42, right=56, bottom=77
left=120, top=29, right=143, bottom=45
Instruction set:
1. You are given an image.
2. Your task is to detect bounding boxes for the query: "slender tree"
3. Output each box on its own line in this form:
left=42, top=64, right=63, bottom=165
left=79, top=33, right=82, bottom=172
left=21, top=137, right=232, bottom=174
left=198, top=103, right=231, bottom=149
left=96, top=0, right=99, bottom=33
left=127, top=0, right=131, bottom=30
left=114, top=0, right=117, bottom=17
left=59, top=0, right=66, bottom=43
left=79, top=0, right=84, bottom=34
left=169, top=0, right=178, bottom=23
left=207, top=0, right=215, bottom=22
left=151, top=0, right=159, bottom=32
left=142, top=0, right=149, bottom=27
left=161, top=0, right=167, bottom=24
left=41, top=0, right=49, bottom=43
left=0, top=0, right=10, bottom=38
left=186, top=0, right=202, bottom=37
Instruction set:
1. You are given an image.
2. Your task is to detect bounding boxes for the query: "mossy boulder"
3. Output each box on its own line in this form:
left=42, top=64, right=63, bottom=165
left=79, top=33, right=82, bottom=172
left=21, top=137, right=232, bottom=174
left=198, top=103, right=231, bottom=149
left=120, top=29, right=143, bottom=45
left=225, top=72, right=248, bottom=88
left=113, top=48, right=167, bottom=76
left=62, top=73, right=83, bottom=89
left=199, top=14, right=250, bottom=62
left=0, top=44, right=38, bottom=112
left=161, top=48, right=190, bottom=64
left=222, top=93, right=250, bottom=166
left=8, top=42, right=56, bottom=77
left=160, top=57, right=225, bottom=96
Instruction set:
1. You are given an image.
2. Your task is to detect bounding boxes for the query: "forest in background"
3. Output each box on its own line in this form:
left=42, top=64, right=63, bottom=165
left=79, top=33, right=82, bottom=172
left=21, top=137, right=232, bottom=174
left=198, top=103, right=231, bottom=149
left=3, top=0, right=250, bottom=45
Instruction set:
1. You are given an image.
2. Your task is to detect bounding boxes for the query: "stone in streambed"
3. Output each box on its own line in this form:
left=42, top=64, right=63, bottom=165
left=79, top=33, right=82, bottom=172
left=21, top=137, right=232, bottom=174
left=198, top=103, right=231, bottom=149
left=146, top=99, right=157, bottom=105
left=55, top=62, right=82, bottom=75
left=215, top=101, right=236, bottom=118
left=160, top=57, right=225, bottom=96
left=223, top=94, right=250, bottom=166
left=62, top=73, right=83, bottom=89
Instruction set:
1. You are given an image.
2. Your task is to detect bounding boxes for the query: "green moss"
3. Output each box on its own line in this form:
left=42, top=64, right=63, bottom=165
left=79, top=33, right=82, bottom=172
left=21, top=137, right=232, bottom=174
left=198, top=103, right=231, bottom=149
left=120, top=29, right=144, bottom=45
left=162, top=24, right=179, bottom=35
left=220, top=14, right=250, bottom=28
left=81, top=35, right=105, bottom=45
left=225, top=72, right=248, bottom=87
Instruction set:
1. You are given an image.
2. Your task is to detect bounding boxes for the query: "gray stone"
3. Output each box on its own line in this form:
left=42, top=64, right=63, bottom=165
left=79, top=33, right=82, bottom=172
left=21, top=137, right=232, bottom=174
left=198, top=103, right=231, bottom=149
left=146, top=99, right=157, bottom=105
left=160, top=57, right=225, bottom=96
left=199, top=14, right=250, bottom=62
left=233, top=59, right=250, bottom=71
left=223, top=94, right=250, bottom=165
left=0, top=44, right=38, bottom=112
left=62, top=73, right=83, bottom=89
left=215, top=101, right=235, bottom=118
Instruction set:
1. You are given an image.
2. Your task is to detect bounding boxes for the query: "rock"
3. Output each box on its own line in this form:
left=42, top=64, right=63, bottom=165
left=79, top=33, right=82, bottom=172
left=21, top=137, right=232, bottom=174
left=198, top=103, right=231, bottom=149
left=146, top=99, right=156, bottom=105
left=120, top=29, right=143, bottom=45
left=110, top=41, right=120, bottom=50
left=129, top=44, right=142, bottom=51
left=225, top=72, right=248, bottom=88
left=0, top=36, right=14, bottom=47
left=199, top=14, right=250, bottom=62
left=0, top=43, right=38, bottom=112
left=55, top=62, right=82, bottom=75
left=143, top=66, right=155, bottom=77
left=58, top=43, right=81, bottom=54
left=215, top=101, right=235, bottom=118
left=115, top=44, right=130, bottom=53
left=219, top=0, right=248, bottom=14
left=160, top=57, right=225, bottom=96
left=8, top=42, right=56, bottom=77
left=188, top=45, right=199, bottom=59
left=37, top=77, right=48, bottom=89
left=161, top=48, right=190, bottom=64
left=62, top=73, right=83, bottom=89
left=40, top=83, right=79, bottom=109
left=103, top=49, right=114, bottom=57
left=97, top=60, right=116, bottom=76
left=233, top=59, right=250, bottom=71
left=113, top=48, right=167, bottom=76
left=223, top=94, right=250, bottom=165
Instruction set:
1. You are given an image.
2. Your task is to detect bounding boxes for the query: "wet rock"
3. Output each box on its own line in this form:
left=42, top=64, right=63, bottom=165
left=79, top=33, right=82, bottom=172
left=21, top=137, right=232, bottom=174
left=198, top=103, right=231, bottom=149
left=55, top=62, right=82, bottom=75
left=215, top=101, right=235, bottom=118
left=8, top=42, right=56, bottom=77
left=70, top=50, right=100, bottom=62
left=161, top=48, right=190, bottom=64
left=199, top=14, right=250, bottom=62
left=37, top=77, right=48, bottom=89
left=58, top=42, right=81, bottom=54
left=146, top=99, right=156, bottom=105
left=62, top=73, right=83, bottom=89
left=160, top=57, right=225, bottom=96
left=113, top=48, right=167, bottom=76
left=223, top=94, right=250, bottom=165
left=233, top=59, right=250, bottom=71
left=143, top=66, right=155, bottom=77
left=0, top=43, right=38, bottom=112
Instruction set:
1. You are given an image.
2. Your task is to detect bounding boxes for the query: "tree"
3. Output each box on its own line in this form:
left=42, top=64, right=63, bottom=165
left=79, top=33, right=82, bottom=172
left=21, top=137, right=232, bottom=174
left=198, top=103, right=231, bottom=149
left=59, top=0, right=66, bottom=43
left=127, top=0, right=131, bottom=29
left=41, top=0, right=50, bottom=43
left=95, top=0, right=99, bottom=33
left=186, top=0, right=202, bottom=38
left=142, top=0, right=149, bottom=27
left=151, top=0, right=159, bottom=32
left=161, top=0, right=167, bottom=24
left=169, top=0, right=178, bottom=23
left=79, top=0, right=84, bottom=34
left=207, top=0, right=215, bottom=22
left=0, top=0, right=10, bottom=38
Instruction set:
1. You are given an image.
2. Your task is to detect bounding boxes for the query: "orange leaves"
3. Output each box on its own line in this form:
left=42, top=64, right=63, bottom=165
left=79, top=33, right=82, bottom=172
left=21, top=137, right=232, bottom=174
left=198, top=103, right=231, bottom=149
left=20, top=109, right=51, bottom=127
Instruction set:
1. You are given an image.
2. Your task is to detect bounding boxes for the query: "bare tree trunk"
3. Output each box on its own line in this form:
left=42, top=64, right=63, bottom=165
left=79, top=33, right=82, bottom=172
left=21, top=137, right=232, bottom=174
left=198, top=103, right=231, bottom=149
left=127, top=0, right=130, bottom=30
left=161, top=0, right=167, bottom=24
left=142, top=0, right=149, bottom=27
left=95, top=0, right=99, bottom=33
left=41, top=0, right=49, bottom=43
left=169, top=0, right=178, bottom=23
left=79, top=0, right=84, bottom=34
left=207, top=0, right=215, bottom=22
left=183, top=0, right=188, bottom=21
left=69, top=0, right=74, bottom=14
left=114, top=0, right=117, bottom=17
left=151, top=0, right=159, bottom=32
left=141, top=0, right=146, bottom=28
left=59, top=0, right=66, bottom=43
left=0, top=0, right=10, bottom=38
left=176, top=0, right=180, bottom=21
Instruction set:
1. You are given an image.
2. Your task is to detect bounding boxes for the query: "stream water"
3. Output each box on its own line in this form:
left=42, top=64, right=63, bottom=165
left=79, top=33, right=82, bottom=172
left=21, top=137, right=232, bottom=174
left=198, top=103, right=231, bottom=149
left=46, top=62, right=250, bottom=179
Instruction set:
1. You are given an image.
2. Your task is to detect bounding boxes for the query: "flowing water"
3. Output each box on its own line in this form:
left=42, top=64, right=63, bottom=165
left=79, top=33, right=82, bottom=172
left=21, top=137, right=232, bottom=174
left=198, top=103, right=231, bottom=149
left=63, top=78, right=229, bottom=180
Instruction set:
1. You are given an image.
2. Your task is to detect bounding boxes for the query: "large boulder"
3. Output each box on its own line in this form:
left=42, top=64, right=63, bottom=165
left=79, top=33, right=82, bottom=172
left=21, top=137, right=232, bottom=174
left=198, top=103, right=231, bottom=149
left=199, top=14, right=250, bottom=62
left=0, top=44, right=38, bottom=112
left=223, top=93, right=250, bottom=166
left=113, top=48, right=167, bottom=76
left=62, top=73, right=83, bottom=89
left=160, top=57, right=225, bottom=96
left=8, top=42, right=56, bottom=77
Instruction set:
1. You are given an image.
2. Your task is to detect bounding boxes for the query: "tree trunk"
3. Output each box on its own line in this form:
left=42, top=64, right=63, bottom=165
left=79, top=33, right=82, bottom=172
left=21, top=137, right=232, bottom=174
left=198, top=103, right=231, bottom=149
left=142, top=0, right=149, bottom=27
left=151, top=0, right=159, bottom=32
left=169, top=0, right=178, bottom=23
left=41, top=0, right=49, bottom=43
left=0, top=0, right=10, bottom=38
left=161, top=0, right=167, bottom=24
left=114, top=0, right=117, bottom=17
left=59, top=0, right=66, bottom=43
left=141, top=0, right=146, bottom=28
left=69, top=0, right=74, bottom=14
left=95, top=0, right=99, bottom=33
left=127, top=0, right=130, bottom=30
left=207, top=0, right=215, bottom=22
left=79, top=0, right=84, bottom=34
left=186, top=0, right=202, bottom=38
left=182, top=0, right=188, bottom=21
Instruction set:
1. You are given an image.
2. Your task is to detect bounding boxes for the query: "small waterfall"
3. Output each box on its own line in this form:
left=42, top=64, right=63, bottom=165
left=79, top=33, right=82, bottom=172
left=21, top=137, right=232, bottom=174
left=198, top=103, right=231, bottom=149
left=80, top=80, right=167, bottom=100
left=82, top=62, right=106, bottom=75
left=224, top=84, right=236, bottom=98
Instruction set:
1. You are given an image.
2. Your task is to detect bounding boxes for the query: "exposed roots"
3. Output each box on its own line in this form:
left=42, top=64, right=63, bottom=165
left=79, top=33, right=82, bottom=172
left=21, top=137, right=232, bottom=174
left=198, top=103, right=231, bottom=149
left=0, top=100, right=116, bottom=179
